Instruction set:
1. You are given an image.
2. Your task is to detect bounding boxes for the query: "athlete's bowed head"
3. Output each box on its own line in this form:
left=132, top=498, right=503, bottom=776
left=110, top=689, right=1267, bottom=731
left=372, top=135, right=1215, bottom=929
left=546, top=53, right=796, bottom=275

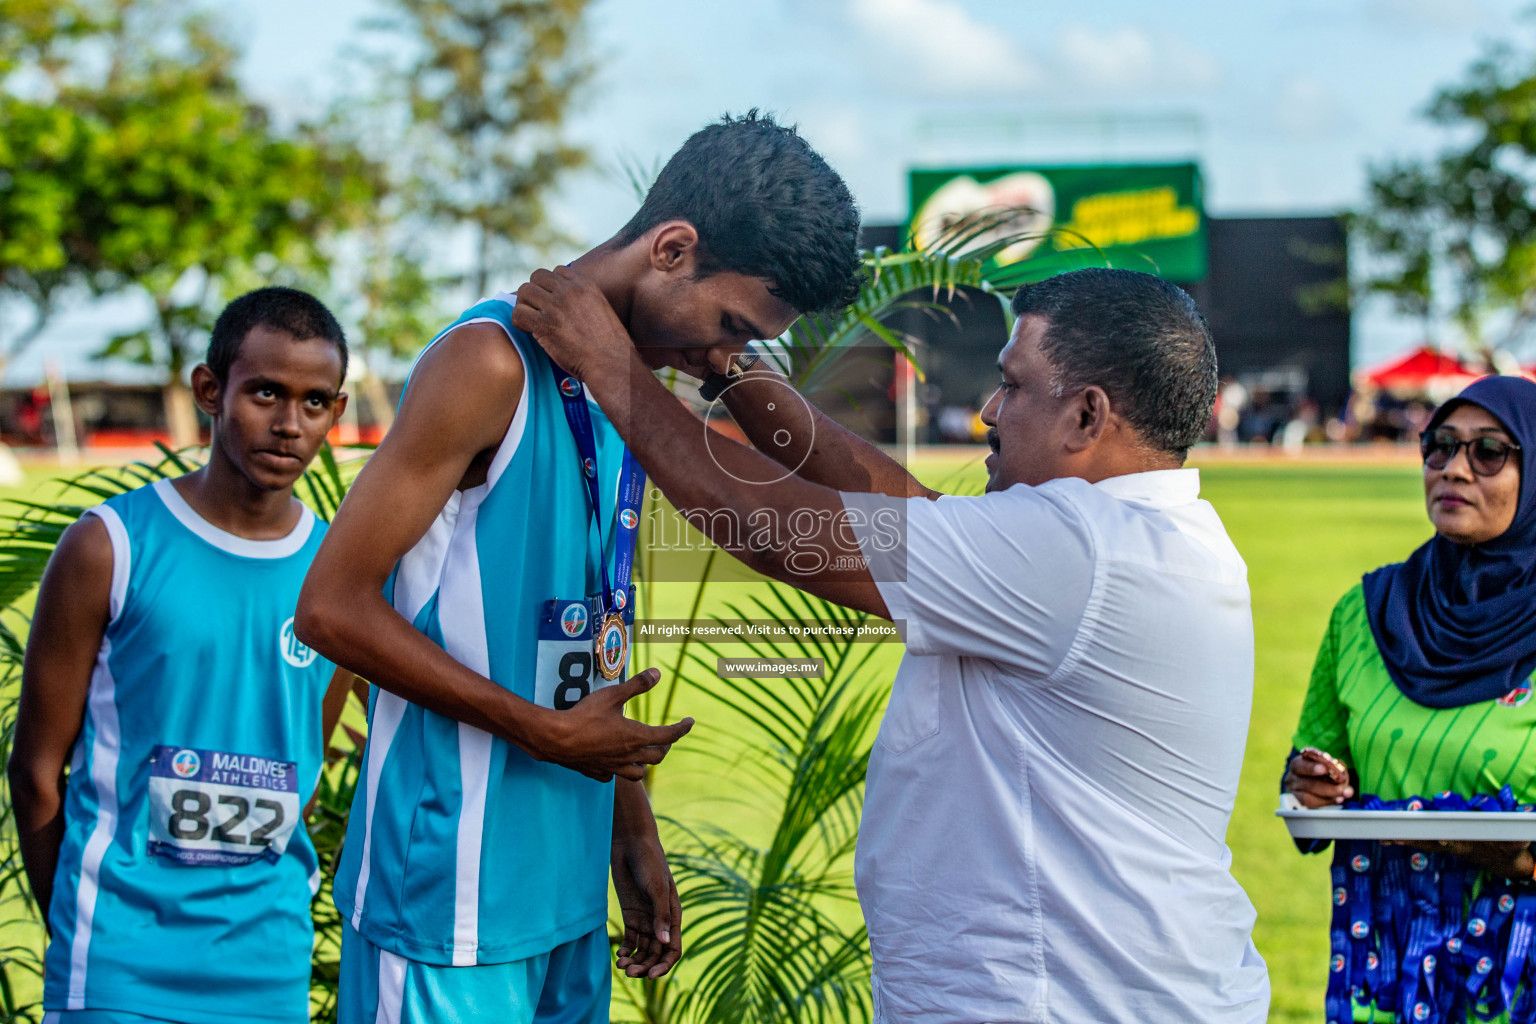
left=512, top=109, right=864, bottom=376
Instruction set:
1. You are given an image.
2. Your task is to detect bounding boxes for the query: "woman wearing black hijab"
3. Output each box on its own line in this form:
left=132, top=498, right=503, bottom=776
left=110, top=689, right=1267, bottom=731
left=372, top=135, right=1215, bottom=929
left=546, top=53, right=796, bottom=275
left=1284, top=375, right=1536, bottom=1023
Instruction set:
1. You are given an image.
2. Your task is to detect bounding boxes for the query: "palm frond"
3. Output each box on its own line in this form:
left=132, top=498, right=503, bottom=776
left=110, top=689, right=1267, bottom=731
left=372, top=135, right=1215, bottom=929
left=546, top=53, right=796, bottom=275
left=779, top=207, right=1053, bottom=394
left=636, top=583, right=889, bottom=1024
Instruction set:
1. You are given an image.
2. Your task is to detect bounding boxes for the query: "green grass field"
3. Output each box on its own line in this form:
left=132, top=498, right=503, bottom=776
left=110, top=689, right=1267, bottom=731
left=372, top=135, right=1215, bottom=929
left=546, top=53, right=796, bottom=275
left=0, top=455, right=1434, bottom=1021
left=1208, top=463, right=1429, bottom=1023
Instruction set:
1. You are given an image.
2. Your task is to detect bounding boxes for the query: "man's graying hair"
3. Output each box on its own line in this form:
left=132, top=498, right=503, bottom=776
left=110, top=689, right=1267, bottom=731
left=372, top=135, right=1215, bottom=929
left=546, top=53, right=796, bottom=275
left=1010, top=268, right=1217, bottom=460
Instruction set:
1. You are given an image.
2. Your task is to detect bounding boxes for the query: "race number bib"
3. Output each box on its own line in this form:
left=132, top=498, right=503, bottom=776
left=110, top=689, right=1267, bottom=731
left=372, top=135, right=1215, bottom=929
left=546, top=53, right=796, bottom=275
left=147, top=745, right=301, bottom=866
left=535, top=592, right=633, bottom=710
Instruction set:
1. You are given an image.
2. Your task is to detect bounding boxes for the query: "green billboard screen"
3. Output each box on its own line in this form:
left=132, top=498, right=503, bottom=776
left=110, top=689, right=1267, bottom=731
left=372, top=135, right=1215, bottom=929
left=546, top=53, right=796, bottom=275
left=907, top=162, right=1207, bottom=281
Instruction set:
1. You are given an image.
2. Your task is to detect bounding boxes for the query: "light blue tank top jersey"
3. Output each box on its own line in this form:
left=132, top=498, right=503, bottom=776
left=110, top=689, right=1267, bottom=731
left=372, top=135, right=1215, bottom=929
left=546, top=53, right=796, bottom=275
left=332, top=294, right=631, bottom=966
left=43, top=479, right=335, bottom=1024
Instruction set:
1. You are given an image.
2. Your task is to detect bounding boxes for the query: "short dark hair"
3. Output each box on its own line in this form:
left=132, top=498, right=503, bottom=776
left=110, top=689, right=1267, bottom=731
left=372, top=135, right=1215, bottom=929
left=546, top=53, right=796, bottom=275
left=1011, top=268, right=1216, bottom=459
left=617, top=110, right=863, bottom=315
left=207, top=287, right=348, bottom=386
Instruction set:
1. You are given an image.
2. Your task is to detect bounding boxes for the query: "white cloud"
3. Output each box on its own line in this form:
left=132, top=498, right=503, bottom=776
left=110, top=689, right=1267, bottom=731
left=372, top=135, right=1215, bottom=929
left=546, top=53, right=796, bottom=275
left=1054, top=25, right=1222, bottom=91
left=847, top=0, right=1040, bottom=93
left=1275, top=75, right=1350, bottom=137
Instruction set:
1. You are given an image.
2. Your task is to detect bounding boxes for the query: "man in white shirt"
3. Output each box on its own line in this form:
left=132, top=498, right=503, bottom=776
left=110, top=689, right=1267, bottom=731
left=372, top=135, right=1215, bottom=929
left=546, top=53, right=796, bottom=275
left=511, top=265, right=1271, bottom=1023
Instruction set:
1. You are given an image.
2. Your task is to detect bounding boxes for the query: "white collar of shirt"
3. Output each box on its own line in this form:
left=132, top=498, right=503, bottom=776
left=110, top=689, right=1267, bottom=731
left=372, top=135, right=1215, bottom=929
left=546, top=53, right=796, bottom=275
left=1089, top=467, right=1200, bottom=508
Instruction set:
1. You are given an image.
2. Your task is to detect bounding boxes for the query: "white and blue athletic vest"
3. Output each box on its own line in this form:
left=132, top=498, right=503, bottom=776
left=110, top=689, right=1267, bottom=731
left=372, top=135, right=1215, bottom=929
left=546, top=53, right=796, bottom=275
left=42, top=479, right=334, bottom=1024
left=332, top=294, right=630, bottom=966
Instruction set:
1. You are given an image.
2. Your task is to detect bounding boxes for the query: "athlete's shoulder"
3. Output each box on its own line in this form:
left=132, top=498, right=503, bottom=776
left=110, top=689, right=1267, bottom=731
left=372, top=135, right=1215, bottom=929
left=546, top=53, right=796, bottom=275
left=458, top=292, right=526, bottom=332
left=414, top=317, right=529, bottom=402
left=97, top=475, right=165, bottom=515
left=78, top=479, right=167, bottom=554
left=57, top=511, right=114, bottom=571
left=43, top=513, right=116, bottom=624
left=381, top=315, right=530, bottom=466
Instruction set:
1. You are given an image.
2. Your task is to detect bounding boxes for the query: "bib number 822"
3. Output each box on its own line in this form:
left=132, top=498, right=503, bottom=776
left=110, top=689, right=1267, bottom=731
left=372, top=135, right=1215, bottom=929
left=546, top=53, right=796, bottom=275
left=167, top=790, right=286, bottom=846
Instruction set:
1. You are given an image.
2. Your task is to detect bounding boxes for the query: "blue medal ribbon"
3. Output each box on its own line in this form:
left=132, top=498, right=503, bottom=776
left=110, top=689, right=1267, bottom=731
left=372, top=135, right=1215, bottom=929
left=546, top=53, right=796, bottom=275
left=1501, top=893, right=1536, bottom=1015
left=1463, top=892, right=1502, bottom=1017
left=1326, top=850, right=1357, bottom=1024
left=1376, top=845, right=1409, bottom=1015
left=1402, top=831, right=1454, bottom=1023
left=1317, top=787, right=1535, bottom=1022
left=1348, top=842, right=1376, bottom=1009
left=551, top=366, right=646, bottom=620
left=1438, top=862, right=1468, bottom=1023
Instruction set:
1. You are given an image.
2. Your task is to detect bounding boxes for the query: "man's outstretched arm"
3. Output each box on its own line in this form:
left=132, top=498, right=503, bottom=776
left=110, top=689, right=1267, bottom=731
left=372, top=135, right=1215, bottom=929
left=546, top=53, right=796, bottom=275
left=715, top=365, right=937, bottom=499
left=295, top=324, right=691, bottom=783
left=514, top=268, right=916, bottom=619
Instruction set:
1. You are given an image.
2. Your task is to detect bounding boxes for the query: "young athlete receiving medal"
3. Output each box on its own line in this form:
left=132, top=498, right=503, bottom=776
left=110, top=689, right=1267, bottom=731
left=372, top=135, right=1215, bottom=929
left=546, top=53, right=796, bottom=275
left=294, top=112, right=862, bottom=1022
left=513, top=267, right=1270, bottom=1023
left=11, top=288, right=358, bottom=1024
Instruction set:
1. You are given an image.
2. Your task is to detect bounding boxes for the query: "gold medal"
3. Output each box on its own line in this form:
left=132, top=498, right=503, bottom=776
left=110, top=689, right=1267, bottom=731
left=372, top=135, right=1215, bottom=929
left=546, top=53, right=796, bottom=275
left=596, top=611, right=629, bottom=681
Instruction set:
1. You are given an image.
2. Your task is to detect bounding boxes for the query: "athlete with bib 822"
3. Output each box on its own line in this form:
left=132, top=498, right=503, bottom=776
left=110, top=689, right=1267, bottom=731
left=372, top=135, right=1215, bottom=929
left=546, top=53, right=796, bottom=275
left=10, top=288, right=359, bottom=1024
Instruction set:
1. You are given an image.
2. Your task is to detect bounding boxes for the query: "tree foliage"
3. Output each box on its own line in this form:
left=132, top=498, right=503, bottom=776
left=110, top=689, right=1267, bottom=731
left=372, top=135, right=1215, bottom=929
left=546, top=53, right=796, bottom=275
left=348, top=243, right=446, bottom=429
left=77, top=3, right=378, bottom=443
left=1358, top=38, right=1536, bottom=351
left=371, top=0, right=594, bottom=297
left=4, top=0, right=597, bottom=437
left=0, top=0, right=382, bottom=443
left=0, top=0, right=102, bottom=353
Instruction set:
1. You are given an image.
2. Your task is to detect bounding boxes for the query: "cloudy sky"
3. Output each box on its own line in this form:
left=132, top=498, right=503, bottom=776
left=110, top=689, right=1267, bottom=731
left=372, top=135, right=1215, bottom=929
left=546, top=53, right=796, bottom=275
left=10, top=0, right=1531, bottom=381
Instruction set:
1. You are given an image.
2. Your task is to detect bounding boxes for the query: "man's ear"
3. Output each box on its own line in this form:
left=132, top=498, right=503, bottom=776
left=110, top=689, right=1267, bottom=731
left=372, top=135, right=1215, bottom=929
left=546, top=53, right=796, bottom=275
left=191, top=364, right=222, bottom=418
left=1063, top=385, right=1113, bottom=453
left=649, top=221, right=700, bottom=275
left=330, top=391, right=349, bottom=429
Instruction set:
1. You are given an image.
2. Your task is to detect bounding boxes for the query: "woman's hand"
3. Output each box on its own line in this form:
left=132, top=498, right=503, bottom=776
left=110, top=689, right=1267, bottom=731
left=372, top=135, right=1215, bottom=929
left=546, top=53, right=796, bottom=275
left=1283, top=747, right=1355, bottom=807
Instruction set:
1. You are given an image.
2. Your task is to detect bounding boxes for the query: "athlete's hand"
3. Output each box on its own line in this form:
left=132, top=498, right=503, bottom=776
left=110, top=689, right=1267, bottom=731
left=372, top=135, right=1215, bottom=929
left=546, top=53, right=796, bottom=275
left=612, top=817, right=682, bottom=978
left=512, top=266, right=630, bottom=381
left=527, top=668, right=693, bottom=782
left=1282, top=747, right=1354, bottom=808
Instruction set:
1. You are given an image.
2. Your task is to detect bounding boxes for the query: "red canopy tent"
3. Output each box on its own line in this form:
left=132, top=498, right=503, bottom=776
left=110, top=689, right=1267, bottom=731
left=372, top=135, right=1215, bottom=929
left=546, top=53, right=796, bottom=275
left=1357, top=346, right=1483, bottom=393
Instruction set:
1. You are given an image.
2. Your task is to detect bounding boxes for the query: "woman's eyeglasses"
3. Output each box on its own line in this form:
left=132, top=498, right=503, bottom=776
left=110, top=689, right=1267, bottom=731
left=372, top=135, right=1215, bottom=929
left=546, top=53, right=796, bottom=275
left=1419, top=429, right=1522, bottom=476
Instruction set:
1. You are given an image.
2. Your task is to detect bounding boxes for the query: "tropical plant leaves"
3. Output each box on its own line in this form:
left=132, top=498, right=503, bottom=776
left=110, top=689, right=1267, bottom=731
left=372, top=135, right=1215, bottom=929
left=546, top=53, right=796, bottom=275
left=777, top=207, right=1077, bottom=396
left=614, top=583, right=888, bottom=1024
left=307, top=709, right=367, bottom=1024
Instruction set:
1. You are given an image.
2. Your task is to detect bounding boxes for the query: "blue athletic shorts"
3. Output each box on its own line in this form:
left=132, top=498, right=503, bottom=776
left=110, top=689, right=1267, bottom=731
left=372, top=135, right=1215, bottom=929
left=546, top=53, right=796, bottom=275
left=338, top=921, right=611, bottom=1024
